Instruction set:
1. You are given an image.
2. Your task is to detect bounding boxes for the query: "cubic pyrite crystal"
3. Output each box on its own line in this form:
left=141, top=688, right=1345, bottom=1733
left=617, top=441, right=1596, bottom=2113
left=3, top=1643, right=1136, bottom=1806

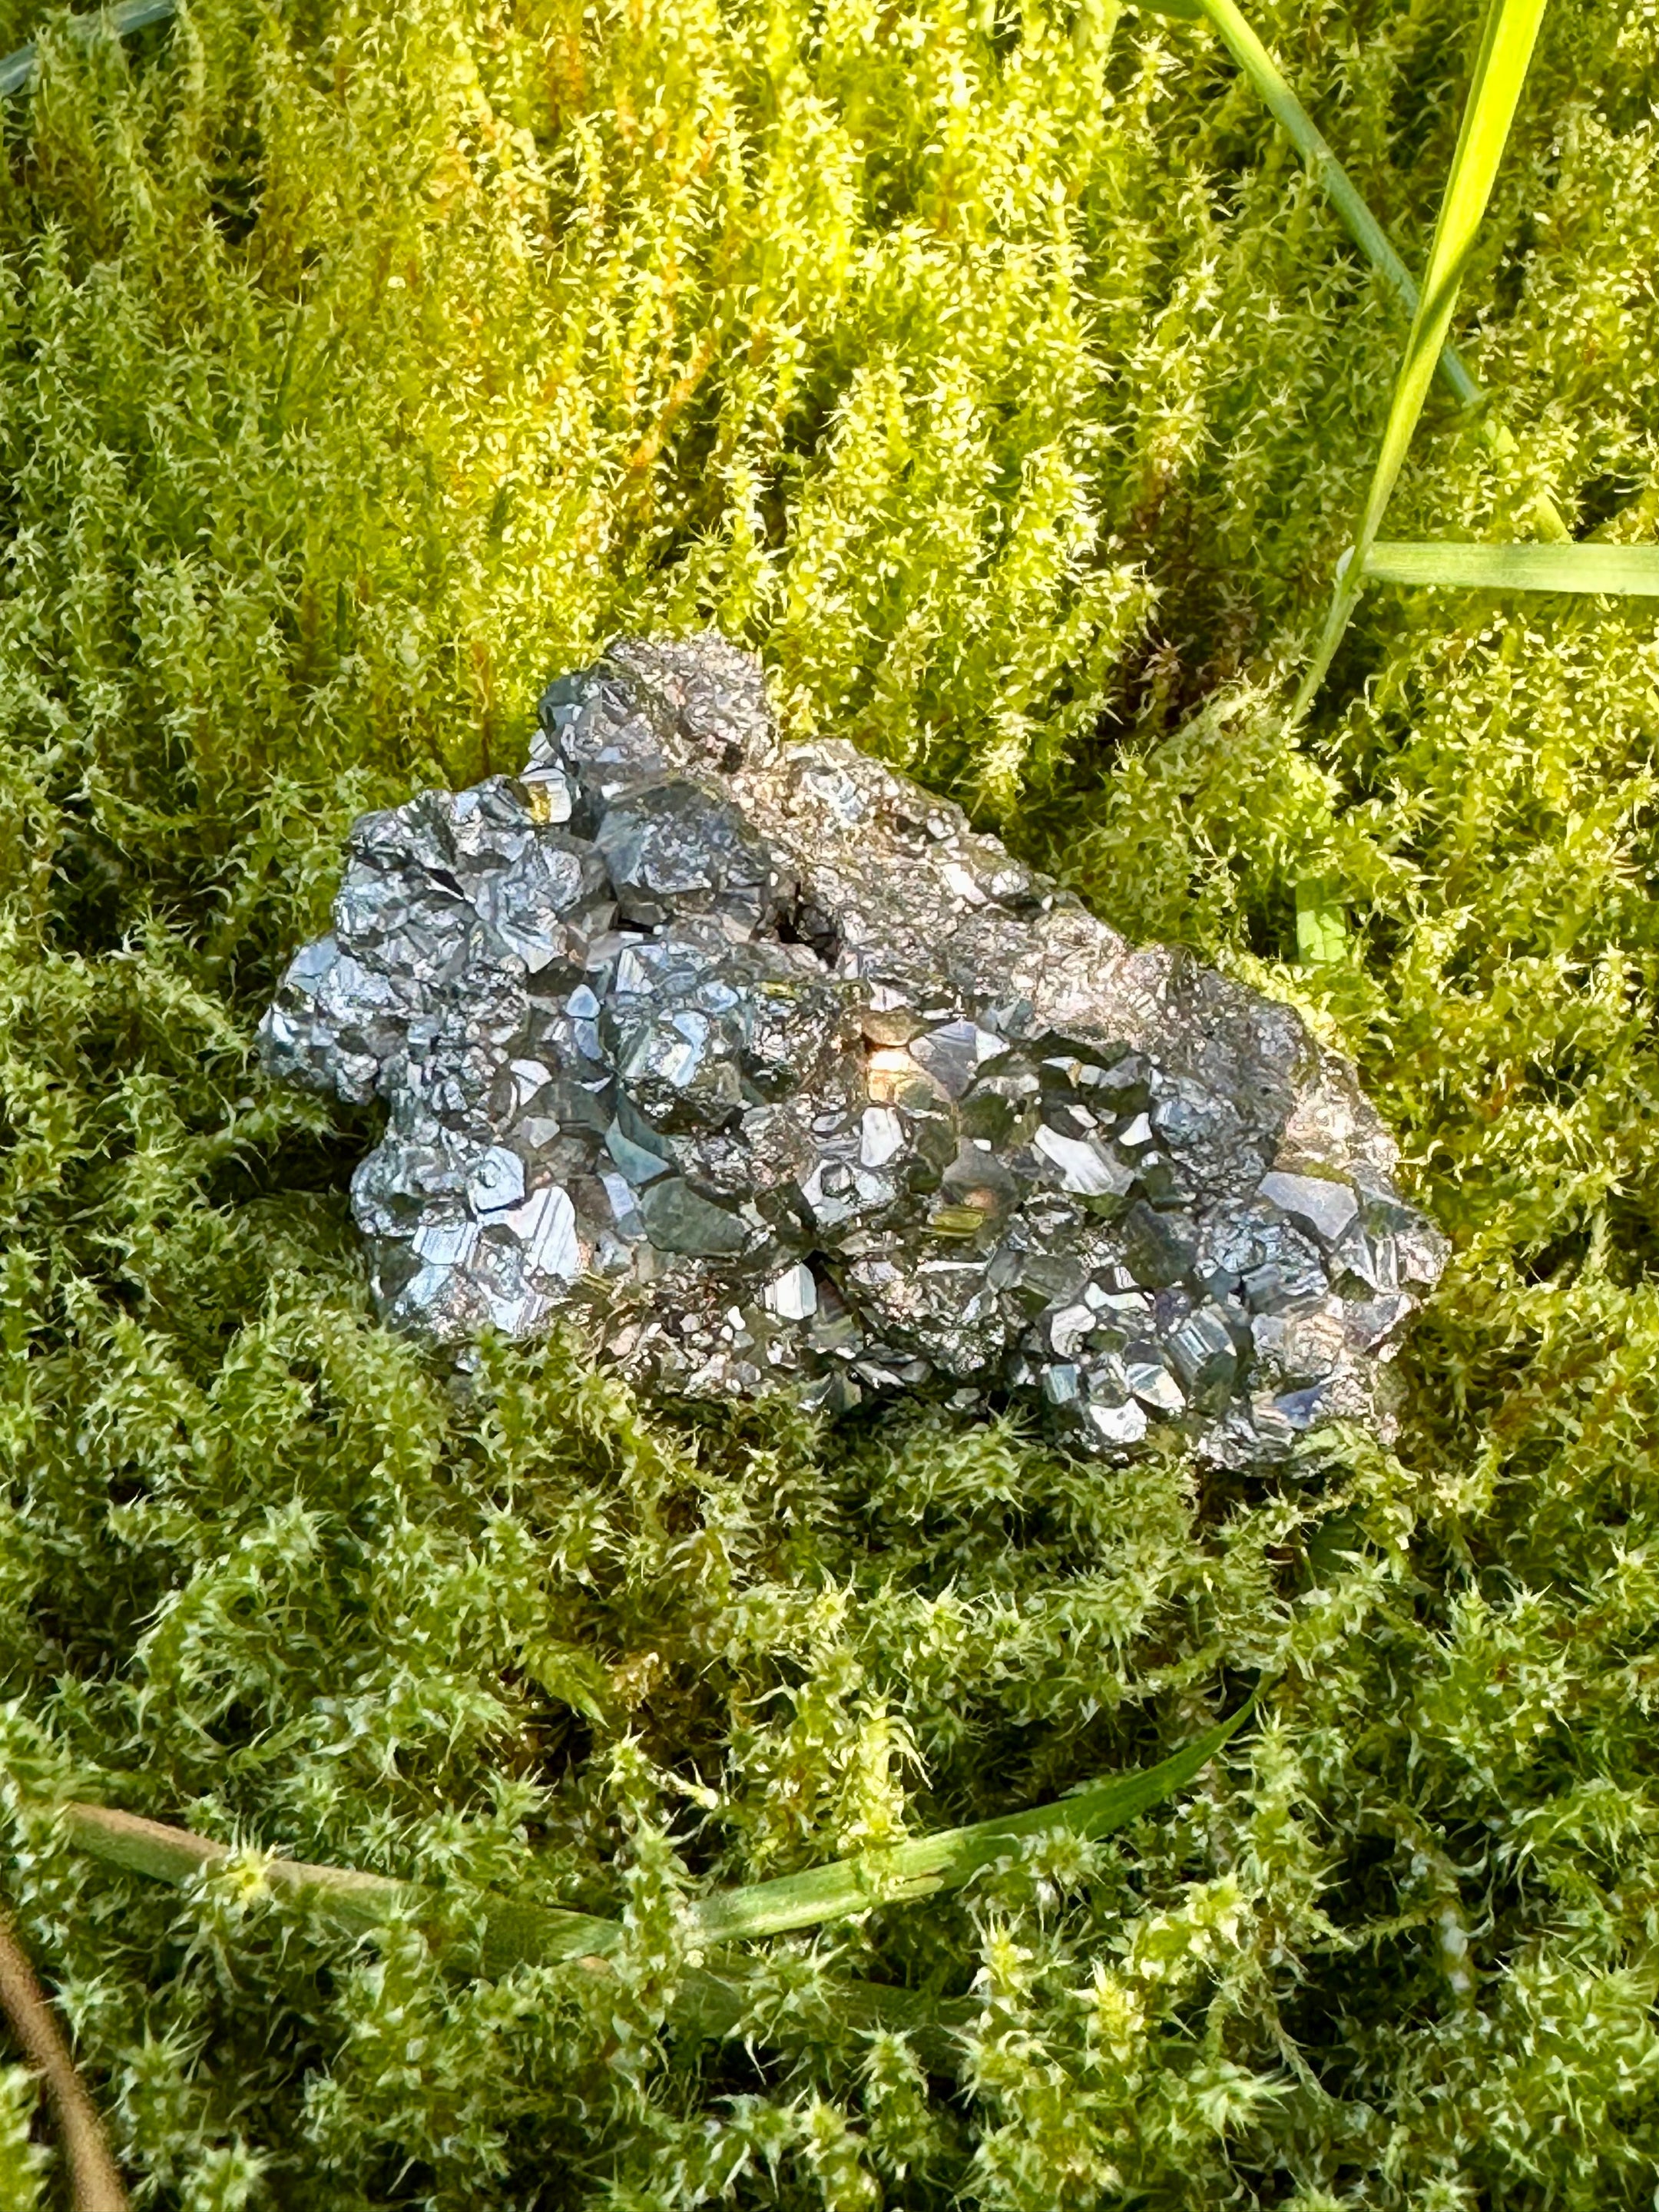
left=260, top=634, right=1447, bottom=1464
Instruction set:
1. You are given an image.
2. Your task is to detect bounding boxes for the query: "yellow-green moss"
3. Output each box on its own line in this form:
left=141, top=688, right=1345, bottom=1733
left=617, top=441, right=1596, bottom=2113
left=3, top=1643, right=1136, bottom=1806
left=3, top=0, right=1659, bottom=2204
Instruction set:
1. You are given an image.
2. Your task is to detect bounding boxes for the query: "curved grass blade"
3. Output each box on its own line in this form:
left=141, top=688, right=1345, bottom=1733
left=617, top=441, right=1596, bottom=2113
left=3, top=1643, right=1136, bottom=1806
left=1184, top=0, right=1480, bottom=407
left=689, top=1697, right=1256, bottom=1944
left=56, top=1800, right=619, bottom=1965
left=0, top=0, right=177, bottom=98
left=1142, top=0, right=1568, bottom=536
left=55, top=1801, right=962, bottom=2052
left=1365, top=540, right=1659, bottom=594
left=49, top=1696, right=1253, bottom=1959
left=1294, top=0, right=1551, bottom=717
left=45, top=1705, right=1250, bottom=2069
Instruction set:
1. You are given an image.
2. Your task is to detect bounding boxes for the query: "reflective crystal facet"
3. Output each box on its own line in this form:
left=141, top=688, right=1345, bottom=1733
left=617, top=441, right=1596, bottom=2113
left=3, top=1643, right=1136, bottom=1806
left=260, top=634, right=1448, bottom=1464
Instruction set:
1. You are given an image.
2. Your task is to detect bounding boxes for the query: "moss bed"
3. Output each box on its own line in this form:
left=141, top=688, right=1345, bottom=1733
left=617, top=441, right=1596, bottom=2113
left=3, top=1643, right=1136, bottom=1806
left=3, top=0, right=1659, bottom=2203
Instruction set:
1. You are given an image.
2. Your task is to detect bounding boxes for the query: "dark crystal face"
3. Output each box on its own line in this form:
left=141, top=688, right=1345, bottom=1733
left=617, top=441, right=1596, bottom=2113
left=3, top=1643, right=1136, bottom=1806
left=259, top=633, right=1448, bottom=1465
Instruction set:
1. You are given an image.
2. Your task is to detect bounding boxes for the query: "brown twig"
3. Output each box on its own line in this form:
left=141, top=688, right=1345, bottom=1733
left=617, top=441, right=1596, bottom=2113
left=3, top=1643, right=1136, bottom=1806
left=0, top=1900, right=128, bottom=2212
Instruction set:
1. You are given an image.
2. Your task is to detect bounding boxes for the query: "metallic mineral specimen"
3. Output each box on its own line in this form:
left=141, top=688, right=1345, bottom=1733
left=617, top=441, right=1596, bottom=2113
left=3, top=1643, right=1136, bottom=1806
left=260, top=634, right=1447, bottom=1464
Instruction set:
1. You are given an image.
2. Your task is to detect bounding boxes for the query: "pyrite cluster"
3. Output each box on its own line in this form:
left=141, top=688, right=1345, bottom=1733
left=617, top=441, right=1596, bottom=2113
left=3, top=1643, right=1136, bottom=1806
left=260, top=635, right=1445, bottom=1464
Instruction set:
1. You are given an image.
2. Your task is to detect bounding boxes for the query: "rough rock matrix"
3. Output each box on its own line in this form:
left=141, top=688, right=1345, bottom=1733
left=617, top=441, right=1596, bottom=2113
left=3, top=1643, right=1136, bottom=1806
left=260, top=635, right=1446, bottom=1464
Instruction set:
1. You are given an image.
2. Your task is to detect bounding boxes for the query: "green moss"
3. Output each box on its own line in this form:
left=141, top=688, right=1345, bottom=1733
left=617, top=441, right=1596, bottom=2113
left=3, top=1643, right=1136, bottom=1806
left=3, top=0, right=1659, bottom=2203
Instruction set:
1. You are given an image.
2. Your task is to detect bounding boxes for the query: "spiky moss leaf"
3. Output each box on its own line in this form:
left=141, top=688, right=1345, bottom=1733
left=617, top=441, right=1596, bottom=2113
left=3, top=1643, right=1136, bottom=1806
left=3, top=0, right=1659, bottom=2204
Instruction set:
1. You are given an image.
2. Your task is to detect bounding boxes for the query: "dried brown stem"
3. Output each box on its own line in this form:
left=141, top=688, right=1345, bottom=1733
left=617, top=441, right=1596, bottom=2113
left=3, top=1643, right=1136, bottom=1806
left=0, top=1900, right=128, bottom=2212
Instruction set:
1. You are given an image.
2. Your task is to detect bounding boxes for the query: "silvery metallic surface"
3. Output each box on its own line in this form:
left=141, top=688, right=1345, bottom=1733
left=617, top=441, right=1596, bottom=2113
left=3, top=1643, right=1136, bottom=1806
left=260, top=634, right=1448, bottom=1465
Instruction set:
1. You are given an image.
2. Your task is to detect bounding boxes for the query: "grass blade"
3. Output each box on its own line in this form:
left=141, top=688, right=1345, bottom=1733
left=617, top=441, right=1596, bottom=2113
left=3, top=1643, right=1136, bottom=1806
left=0, top=0, right=177, bottom=98
left=688, top=1698, right=1255, bottom=1944
left=54, top=1803, right=966, bottom=2055
left=51, top=1697, right=1253, bottom=1965
left=58, top=1800, right=619, bottom=1965
left=1293, top=0, right=1551, bottom=717
left=1365, top=540, right=1659, bottom=594
left=1151, top=0, right=1568, bottom=535
left=1187, top=0, right=1480, bottom=407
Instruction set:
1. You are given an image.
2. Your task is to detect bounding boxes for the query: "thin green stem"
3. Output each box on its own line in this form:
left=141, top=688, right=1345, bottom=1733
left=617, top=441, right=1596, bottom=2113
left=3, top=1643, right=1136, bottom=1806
left=1181, top=0, right=1569, bottom=547
left=1190, top=0, right=1480, bottom=407
left=690, top=1701, right=1252, bottom=1942
left=1293, top=0, right=1551, bottom=719
left=48, top=1699, right=1252, bottom=2045
left=58, top=1801, right=619, bottom=1967
left=40, top=1703, right=1252, bottom=2088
